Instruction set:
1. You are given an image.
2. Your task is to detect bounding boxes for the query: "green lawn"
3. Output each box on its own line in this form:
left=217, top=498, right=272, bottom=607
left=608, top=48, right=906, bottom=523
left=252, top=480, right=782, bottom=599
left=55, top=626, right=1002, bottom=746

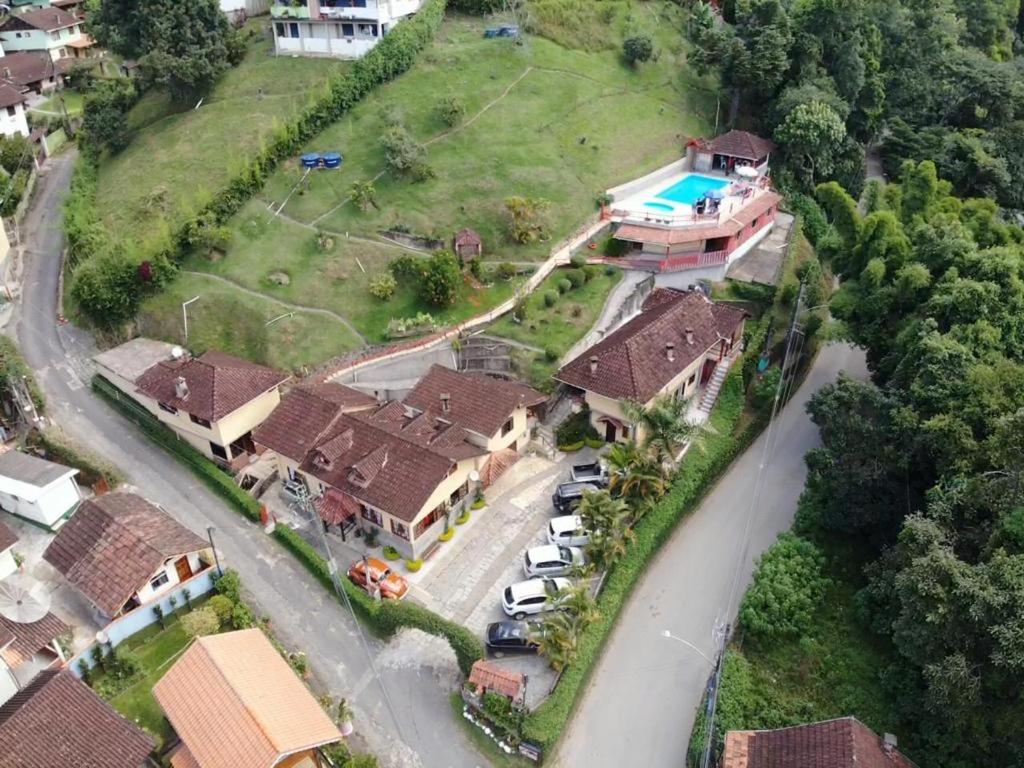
left=137, top=269, right=364, bottom=373
left=95, top=22, right=343, bottom=253
left=33, top=89, right=85, bottom=116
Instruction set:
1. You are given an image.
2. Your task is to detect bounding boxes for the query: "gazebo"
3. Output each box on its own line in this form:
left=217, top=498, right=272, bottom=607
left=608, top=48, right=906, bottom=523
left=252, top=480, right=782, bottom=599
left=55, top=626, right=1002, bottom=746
left=453, top=228, right=483, bottom=260
left=689, top=130, right=775, bottom=175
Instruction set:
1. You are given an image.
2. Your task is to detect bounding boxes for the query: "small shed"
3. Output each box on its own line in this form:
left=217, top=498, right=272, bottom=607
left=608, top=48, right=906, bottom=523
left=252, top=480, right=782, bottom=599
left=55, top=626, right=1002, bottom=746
left=689, top=130, right=775, bottom=174
left=468, top=660, right=525, bottom=706
left=0, top=451, right=80, bottom=531
left=453, top=228, right=483, bottom=260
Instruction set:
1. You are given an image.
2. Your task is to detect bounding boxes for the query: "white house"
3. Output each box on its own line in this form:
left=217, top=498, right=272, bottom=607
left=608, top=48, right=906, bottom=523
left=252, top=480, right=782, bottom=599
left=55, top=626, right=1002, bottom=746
left=0, top=83, right=28, bottom=139
left=0, top=7, right=95, bottom=62
left=0, top=451, right=81, bottom=531
left=270, top=0, right=423, bottom=59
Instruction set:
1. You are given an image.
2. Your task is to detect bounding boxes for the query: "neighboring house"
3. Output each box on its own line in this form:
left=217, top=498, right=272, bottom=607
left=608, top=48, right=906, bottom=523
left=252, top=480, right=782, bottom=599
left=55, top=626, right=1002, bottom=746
left=0, top=669, right=154, bottom=768
left=556, top=288, right=746, bottom=443
left=0, top=83, right=28, bottom=138
left=453, top=228, right=482, bottom=260
left=0, top=521, right=15, bottom=580
left=43, top=493, right=214, bottom=624
left=0, top=7, right=96, bottom=62
left=0, top=610, right=69, bottom=707
left=94, top=339, right=290, bottom=468
left=153, top=628, right=342, bottom=768
left=254, top=370, right=546, bottom=559
left=722, top=717, right=918, bottom=768
left=689, top=129, right=775, bottom=176
left=270, top=0, right=424, bottom=59
left=0, top=451, right=81, bottom=531
left=0, top=50, right=69, bottom=93
left=467, top=660, right=525, bottom=707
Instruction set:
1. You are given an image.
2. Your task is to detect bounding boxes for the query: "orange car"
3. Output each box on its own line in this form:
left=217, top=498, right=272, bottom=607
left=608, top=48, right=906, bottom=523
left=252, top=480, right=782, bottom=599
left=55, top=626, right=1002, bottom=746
left=347, top=557, right=409, bottom=601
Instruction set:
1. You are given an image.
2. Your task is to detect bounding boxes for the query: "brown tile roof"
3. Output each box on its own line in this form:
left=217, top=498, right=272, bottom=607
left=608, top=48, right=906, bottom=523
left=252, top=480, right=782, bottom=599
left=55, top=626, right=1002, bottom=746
left=135, top=350, right=288, bottom=423
left=0, top=83, right=25, bottom=109
left=404, top=365, right=547, bottom=438
left=0, top=611, right=69, bottom=669
left=0, top=519, right=15, bottom=553
left=43, top=493, right=208, bottom=616
left=153, top=629, right=341, bottom=768
left=364, top=399, right=486, bottom=462
left=614, top=192, right=782, bottom=246
left=1, top=7, right=79, bottom=32
left=314, top=489, right=360, bottom=526
left=252, top=383, right=376, bottom=463
left=468, top=660, right=524, bottom=699
left=0, top=669, right=154, bottom=768
left=454, top=228, right=482, bottom=247
left=706, top=129, right=776, bottom=161
left=0, top=51, right=62, bottom=88
left=556, top=289, right=746, bottom=402
left=723, top=718, right=918, bottom=768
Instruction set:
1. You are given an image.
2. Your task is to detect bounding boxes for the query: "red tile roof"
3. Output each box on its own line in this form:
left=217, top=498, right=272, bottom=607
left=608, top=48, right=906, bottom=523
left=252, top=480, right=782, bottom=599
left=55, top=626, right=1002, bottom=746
left=723, top=718, right=918, bottom=768
left=614, top=192, right=781, bottom=246
left=0, top=612, right=69, bottom=669
left=0, top=519, right=15, bottom=553
left=469, top=660, right=524, bottom=700
left=252, top=383, right=376, bottom=463
left=366, top=399, right=487, bottom=462
left=1, top=7, right=79, bottom=32
left=454, top=228, right=482, bottom=247
left=0, top=669, right=154, bottom=768
left=315, top=489, right=360, bottom=525
left=135, top=350, right=288, bottom=423
left=705, top=129, right=776, bottom=161
left=0, top=83, right=25, bottom=110
left=43, top=493, right=208, bottom=616
left=404, top=365, right=547, bottom=438
left=556, top=289, right=746, bottom=402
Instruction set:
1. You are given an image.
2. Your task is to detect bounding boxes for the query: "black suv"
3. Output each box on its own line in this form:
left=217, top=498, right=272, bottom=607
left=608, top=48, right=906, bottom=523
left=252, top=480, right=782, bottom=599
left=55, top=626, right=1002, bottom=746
left=551, top=481, right=599, bottom=514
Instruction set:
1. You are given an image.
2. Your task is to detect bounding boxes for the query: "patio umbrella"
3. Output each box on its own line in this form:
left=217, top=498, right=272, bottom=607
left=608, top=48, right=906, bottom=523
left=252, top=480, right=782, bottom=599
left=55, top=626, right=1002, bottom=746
left=736, top=165, right=758, bottom=179
left=704, top=188, right=726, bottom=200
left=0, top=574, right=51, bottom=624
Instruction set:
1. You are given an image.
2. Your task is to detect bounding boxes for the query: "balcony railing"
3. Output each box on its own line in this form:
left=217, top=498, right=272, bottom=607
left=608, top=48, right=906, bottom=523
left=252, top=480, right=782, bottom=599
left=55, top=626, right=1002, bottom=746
left=271, top=4, right=311, bottom=18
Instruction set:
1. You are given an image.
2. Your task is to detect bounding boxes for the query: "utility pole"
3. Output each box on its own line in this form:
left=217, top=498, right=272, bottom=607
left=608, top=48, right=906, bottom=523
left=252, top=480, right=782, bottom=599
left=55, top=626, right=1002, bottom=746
left=181, top=295, right=200, bottom=345
left=206, top=526, right=223, bottom=577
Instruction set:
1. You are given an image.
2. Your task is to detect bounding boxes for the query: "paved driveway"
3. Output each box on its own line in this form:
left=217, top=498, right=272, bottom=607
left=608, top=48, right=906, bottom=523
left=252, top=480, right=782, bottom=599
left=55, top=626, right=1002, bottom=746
left=555, top=342, right=869, bottom=768
left=10, top=153, right=488, bottom=768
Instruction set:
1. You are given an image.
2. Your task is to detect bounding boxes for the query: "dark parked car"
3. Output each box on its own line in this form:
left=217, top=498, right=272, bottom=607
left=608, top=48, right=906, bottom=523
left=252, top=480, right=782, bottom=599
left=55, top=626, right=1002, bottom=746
left=552, top=481, right=599, bottom=514
left=485, top=620, right=541, bottom=656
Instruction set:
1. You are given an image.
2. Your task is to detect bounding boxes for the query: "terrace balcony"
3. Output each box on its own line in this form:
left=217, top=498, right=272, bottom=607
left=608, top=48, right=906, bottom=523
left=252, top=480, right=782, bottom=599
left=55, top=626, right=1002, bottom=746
left=271, top=3, right=311, bottom=19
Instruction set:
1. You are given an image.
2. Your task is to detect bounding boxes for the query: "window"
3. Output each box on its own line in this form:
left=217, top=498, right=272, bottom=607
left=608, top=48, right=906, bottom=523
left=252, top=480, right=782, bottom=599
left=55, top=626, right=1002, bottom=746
left=58, top=47, right=67, bottom=58
left=288, top=22, right=299, bottom=38
left=361, top=505, right=383, bottom=527
left=209, top=442, right=228, bottom=460
left=341, top=22, right=354, bottom=37
left=5, top=107, right=14, bottom=118
left=500, top=418, right=514, bottom=437
left=449, top=480, right=469, bottom=505
left=158, top=402, right=178, bottom=415
left=687, top=372, right=697, bottom=386
left=189, top=413, right=212, bottom=429
left=414, top=505, right=445, bottom=538
left=390, top=519, right=409, bottom=540
left=275, top=22, right=285, bottom=37
left=149, top=571, right=170, bottom=591
left=50, top=32, right=61, bottom=42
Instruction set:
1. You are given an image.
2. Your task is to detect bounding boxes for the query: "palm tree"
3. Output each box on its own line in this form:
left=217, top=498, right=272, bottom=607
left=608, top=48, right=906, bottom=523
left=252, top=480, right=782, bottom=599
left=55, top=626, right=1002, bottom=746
left=624, top=394, right=711, bottom=465
left=577, top=488, right=630, bottom=533
left=585, top=513, right=635, bottom=571
left=533, top=611, right=583, bottom=672
left=556, top=584, right=600, bottom=627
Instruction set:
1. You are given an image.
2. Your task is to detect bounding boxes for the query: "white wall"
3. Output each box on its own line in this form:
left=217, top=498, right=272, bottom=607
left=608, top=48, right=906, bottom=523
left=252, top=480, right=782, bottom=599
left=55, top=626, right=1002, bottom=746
left=0, top=547, right=17, bottom=580
left=0, top=102, right=28, bottom=139
left=0, top=663, right=18, bottom=708
left=132, top=551, right=205, bottom=607
left=0, top=476, right=80, bottom=529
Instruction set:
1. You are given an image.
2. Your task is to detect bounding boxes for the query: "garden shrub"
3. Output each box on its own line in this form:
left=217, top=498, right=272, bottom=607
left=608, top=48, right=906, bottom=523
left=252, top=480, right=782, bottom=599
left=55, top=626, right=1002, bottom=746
left=380, top=124, right=432, bottom=180
left=497, top=262, right=517, bottom=281
left=565, top=268, right=585, bottom=288
left=582, top=264, right=601, bottom=281
left=544, top=347, right=559, bottom=362
left=181, top=607, right=220, bottom=637
left=556, top=408, right=599, bottom=445
left=208, top=595, right=235, bottom=626
left=558, top=440, right=584, bottom=452
left=602, top=236, right=629, bottom=257
left=604, top=264, right=617, bottom=276
left=435, top=94, right=465, bottom=127
left=751, top=368, right=782, bottom=412
left=438, top=528, right=455, bottom=542
left=570, top=253, right=588, bottom=269
left=0, top=336, right=45, bottom=415
left=231, top=601, right=255, bottom=629
left=382, top=545, right=400, bottom=561
left=405, top=558, right=423, bottom=572
left=482, top=691, right=523, bottom=742
left=369, top=272, right=397, bottom=300
left=213, top=569, right=242, bottom=603
left=26, top=429, right=123, bottom=487
left=623, top=35, right=654, bottom=66
left=557, top=278, right=572, bottom=294
left=543, top=290, right=558, bottom=308
left=584, top=437, right=605, bottom=450
left=456, top=509, right=471, bottom=525
left=739, top=532, right=829, bottom=641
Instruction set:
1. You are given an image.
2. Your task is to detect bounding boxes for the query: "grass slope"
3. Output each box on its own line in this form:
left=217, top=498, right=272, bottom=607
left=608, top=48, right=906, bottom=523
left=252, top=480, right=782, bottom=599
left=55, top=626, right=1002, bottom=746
left=95, top=26, right=342, bottom=253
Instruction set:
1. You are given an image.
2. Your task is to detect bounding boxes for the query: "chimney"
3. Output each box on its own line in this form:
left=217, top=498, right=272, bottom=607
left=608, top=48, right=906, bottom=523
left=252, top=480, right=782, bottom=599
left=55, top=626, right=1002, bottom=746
left=666, top=342, right=675, bottom=362
left=685, top=327, right=694, bottom=345
left=440, top=393, right=451, bottom=413
left=883, top=734, right=898, bottom=755
left=174, top=376, right=189, bottom=400
left=2, top=69, right=10, bottom=79
left=589, top=356, right=598, bottom=375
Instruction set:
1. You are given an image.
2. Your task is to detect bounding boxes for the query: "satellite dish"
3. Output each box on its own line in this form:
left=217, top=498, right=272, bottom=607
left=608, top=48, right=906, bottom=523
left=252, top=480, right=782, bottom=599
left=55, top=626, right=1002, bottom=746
left=95, top=629, right=109, bottom=645
left=469, top=470, right=480, bottom=483
left=0, top=575, right=51, bottom=624
left=170, top=346, right=185, bottom=359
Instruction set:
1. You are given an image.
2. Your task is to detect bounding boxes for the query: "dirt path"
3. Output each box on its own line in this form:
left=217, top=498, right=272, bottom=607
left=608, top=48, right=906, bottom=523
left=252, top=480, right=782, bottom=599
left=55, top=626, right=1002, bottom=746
left=180, top=269, right=368, bottom=343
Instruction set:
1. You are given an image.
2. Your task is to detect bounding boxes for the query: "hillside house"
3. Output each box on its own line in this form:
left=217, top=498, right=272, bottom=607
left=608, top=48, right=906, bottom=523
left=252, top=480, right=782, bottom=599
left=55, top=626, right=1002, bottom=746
left=0, top=669, right=154, bottom=767
left=43, top=493, right=215, bottom=625
left=0, top=50, right=70, bottom=94
left=0, top=83, right=28, bottom=138
left=556, top=288, right=746, bottom=443
left=0, top=7, right=96, bottom=62
left=0, top=606, right=69, bottom=708
left=94, top=339, right=289, bottom=469
left=254, top=369, right=546, bottom=559
left=154, top=629, right=342, bottom=768
left=0, top=451, right=81, bottom=531
left=270, top=0, right=423, bottom=59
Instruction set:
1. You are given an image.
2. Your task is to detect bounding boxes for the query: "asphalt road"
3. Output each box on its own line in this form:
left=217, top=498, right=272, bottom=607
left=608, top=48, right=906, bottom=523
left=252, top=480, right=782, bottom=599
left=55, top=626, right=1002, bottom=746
left=555, top=341, right=868, bottom=767
left=10, top=152, right=487, bottom=768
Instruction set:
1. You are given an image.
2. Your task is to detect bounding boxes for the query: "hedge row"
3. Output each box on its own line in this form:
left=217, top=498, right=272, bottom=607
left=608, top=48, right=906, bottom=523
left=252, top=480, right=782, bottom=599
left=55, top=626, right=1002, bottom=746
left=26, top=429, right=124, bottom=488
left=522, top=370, right=769, bottom=750
left=271, top=523, right=481, bottom=675
left=0, top=336, right=46, bottom=414
left=91, top=375, right=262, bottom=522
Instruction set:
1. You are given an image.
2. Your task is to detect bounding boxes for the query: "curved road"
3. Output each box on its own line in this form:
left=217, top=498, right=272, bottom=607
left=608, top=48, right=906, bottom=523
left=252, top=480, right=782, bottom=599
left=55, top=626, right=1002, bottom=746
left=10, top=153, right=487, bottom=768
left=555, top=342, right=867, bottom=766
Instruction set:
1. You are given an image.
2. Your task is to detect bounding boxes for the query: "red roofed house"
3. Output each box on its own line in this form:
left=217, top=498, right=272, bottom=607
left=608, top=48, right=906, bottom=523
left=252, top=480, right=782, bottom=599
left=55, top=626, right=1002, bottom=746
left=467, top=660, right=525, bottom=707
left=604, top=130, right=780, bottom=277
left=0, top=609, right=70, bottom=708
left=0, top=6, right=97, bottom=62
left=722, top=717, right=918, bottom=768
left=556, top=288, right=745, bottom=443
left=94, top=338, right=289, bottom=469
left=254, top=370, right=546, bottom=559
left=0, top=84, right=28, bottom=139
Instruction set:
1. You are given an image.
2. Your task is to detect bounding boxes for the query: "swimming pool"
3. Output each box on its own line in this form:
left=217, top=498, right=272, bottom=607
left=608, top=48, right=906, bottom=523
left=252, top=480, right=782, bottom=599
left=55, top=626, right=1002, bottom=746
left=644, top=201, right=675, bottom=212
left=654, top=174, right=730, bottom=206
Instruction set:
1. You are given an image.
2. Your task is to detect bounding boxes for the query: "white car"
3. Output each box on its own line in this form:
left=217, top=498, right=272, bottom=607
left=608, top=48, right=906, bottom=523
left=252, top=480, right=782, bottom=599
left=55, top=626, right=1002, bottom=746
left=523, top=544, right=585, bottom=578
left=501, top=577, right=572, bottom=619
left=547, top=515, right=591, bottom=548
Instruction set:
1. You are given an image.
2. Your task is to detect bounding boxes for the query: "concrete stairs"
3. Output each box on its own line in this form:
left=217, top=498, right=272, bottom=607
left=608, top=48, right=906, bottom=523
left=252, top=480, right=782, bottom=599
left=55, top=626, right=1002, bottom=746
left=693, top=349, right=742, bottom=421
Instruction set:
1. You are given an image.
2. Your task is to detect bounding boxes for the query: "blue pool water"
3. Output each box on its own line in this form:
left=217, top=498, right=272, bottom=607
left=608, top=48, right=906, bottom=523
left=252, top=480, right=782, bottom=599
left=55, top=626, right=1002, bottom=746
left=655, top=174, right=729, bottom=206
left=644, top=201, right=675, bottom=212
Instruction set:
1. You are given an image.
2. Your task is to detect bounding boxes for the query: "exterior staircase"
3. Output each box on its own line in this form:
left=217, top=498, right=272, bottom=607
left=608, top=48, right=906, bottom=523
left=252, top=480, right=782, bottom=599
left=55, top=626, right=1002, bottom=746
left=692, top=348, right=743, bottom=422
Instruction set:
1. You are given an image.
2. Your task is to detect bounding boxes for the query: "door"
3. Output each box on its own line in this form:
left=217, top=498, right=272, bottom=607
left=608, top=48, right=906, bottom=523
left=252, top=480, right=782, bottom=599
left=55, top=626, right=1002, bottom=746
left=604, top=421, right=616, bottom=442
left=174, top=556, right=193, bottom=582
